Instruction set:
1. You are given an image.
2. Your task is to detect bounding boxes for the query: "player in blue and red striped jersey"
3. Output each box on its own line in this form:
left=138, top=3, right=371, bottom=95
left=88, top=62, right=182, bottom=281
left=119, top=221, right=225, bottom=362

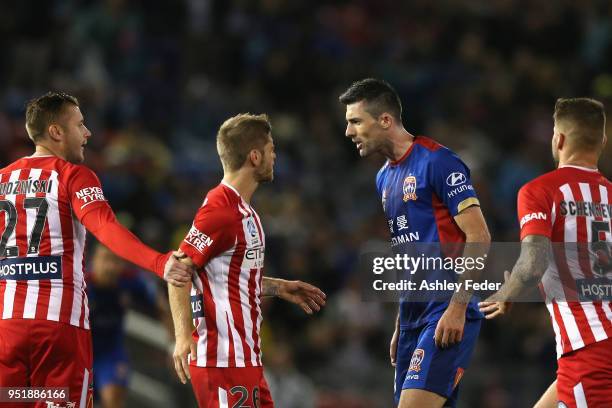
left=339, top=79, right=491, bottom=408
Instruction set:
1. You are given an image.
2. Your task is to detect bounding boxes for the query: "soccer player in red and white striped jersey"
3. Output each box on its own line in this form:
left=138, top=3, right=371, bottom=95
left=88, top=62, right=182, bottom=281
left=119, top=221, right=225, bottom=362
left=480, top=98, right=612, bottom=408
left=0, top=92, right=192, bottom=408
left=168, top=114, right=326, bottom=408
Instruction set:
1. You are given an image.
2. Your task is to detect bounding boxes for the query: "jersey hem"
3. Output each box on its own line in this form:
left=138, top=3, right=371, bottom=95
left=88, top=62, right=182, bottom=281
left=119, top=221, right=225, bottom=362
left=0, top=317, right=90, bottom=330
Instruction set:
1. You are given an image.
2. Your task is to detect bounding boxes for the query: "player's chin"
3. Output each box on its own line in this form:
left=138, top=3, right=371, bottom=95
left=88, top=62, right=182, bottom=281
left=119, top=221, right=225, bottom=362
left=69, top=151, right=86, bottom=164
left=358, top=147, right=370, bottom=157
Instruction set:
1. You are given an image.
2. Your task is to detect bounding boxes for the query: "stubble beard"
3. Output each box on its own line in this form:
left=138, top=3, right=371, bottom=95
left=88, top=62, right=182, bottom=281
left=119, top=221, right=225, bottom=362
left=255, top=165, right=273, bottom=183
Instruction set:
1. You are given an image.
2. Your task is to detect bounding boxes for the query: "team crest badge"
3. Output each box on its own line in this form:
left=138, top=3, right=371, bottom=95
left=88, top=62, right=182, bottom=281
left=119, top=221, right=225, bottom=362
left=408, top=348, right=425, bottom=372
left=402, top=176, right=417, bottom=202
left=247, top=219, right=258, bottom=238
left=246, top=218, right=261, bottom=247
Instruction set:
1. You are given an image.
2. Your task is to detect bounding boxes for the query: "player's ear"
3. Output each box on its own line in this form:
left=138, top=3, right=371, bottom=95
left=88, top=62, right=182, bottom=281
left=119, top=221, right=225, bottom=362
left=379, top=113, right=393, bottom=130
left=554, top=132, right=565, bottom=151
left=248, top=149, right=261, bottom=166
left=47, top=123, right=63, bottom=142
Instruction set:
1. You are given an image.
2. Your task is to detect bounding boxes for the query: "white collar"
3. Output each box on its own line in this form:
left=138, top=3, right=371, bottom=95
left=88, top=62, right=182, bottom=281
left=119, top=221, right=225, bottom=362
left=221, top=180, right=241, bottom=197
left=559, top=164, right=599, bottom=172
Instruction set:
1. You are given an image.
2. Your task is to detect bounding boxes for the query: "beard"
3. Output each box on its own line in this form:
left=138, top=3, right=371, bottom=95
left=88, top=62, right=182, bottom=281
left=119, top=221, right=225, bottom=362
left=255, top=164, right=273, bottom=183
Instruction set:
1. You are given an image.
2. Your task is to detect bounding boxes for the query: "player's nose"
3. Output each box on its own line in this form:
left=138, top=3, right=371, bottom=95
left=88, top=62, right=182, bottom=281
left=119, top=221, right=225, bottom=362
left=345, top=124, right=354, bottom=138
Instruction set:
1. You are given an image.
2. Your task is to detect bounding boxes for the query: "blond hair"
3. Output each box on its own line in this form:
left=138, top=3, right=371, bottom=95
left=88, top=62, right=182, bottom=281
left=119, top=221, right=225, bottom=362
left=216, top=113, right=272, bottom=171
left=25, top=92, right=79, bottom=142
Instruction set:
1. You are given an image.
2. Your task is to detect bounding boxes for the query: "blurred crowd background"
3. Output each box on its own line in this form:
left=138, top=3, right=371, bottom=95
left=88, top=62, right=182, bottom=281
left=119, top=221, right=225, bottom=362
left=2, top=0, right=612, bottom=407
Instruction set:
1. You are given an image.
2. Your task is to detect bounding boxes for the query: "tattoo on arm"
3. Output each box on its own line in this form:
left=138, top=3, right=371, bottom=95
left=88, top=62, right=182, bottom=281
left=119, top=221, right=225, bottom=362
left=262, top=277, right=280, bottom=297
left=497, top=234, right=550, bottom=301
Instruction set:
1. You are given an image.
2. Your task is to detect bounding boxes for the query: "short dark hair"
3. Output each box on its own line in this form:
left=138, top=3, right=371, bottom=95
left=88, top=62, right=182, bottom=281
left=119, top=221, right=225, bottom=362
left=217, top=113, right=272, bottom=172
left=339, top=78, right=402, bottom=122
left=25, top=92, right=79, bottom=142
left=553, top=97, right=606, bottom=150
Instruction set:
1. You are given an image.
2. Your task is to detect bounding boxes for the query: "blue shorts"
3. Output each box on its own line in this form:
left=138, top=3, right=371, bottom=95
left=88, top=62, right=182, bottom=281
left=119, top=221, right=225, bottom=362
left=93, top=347, right=130, bottom=390
left=394, top=318, right=481, bottom=407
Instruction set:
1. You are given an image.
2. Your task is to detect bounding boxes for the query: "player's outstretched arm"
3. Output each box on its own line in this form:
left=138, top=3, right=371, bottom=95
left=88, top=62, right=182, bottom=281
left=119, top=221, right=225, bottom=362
left=81, top=206, right=193, bottom=286
left=262, top=277, right=326, bottom=314
left=478, top=234, right=550, bottom=319
left=168, top=254, right=197, bottom=384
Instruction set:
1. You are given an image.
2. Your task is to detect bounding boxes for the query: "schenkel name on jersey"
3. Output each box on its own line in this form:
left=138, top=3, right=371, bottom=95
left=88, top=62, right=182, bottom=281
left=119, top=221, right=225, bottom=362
left=559, top=200, right=612, bottom=218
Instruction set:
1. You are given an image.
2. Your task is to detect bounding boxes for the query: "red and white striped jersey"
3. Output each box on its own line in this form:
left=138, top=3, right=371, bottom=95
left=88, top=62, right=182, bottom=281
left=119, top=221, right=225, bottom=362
left=518, top=165, right=612, bottom=358
left=180, top=182, right=265, bottom=368
left=0, top=156, right=110, bottom=329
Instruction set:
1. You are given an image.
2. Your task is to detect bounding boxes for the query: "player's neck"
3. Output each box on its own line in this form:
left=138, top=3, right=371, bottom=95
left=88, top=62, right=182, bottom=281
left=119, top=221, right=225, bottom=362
left=558, top=153, right=599, bottom=170
left=222, top=172, right=258, bottom=204
left=33, top=144, right=63, bottom=159
left=387, top=129, right=415, bottom=162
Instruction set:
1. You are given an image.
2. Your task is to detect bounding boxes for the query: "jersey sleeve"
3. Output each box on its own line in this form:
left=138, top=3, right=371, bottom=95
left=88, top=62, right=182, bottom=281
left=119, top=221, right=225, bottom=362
left=67, top=166, right=170, bottom=278
left=81, top=206, right=170, bottom=278
left=428, top=148, right=480, bottom=216
left=179, top=205, right=237, bottom=269
left=517, top=182, right=553, bottom=240
left=64, top=165, right=109, bottom=221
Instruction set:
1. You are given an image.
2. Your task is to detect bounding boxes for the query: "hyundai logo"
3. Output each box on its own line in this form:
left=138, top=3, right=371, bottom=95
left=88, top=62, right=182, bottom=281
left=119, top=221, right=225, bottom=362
left=446, top=172, right=466, bottom=187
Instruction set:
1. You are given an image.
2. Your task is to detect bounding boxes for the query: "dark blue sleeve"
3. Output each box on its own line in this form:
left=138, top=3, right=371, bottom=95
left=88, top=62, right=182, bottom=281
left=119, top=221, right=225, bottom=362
left=428, top=148, right=479, bottom=217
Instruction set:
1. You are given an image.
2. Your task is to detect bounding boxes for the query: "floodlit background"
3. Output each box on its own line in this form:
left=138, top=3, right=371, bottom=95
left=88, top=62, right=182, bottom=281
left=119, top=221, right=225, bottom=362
left=2, top=1, right=612, bottom=407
